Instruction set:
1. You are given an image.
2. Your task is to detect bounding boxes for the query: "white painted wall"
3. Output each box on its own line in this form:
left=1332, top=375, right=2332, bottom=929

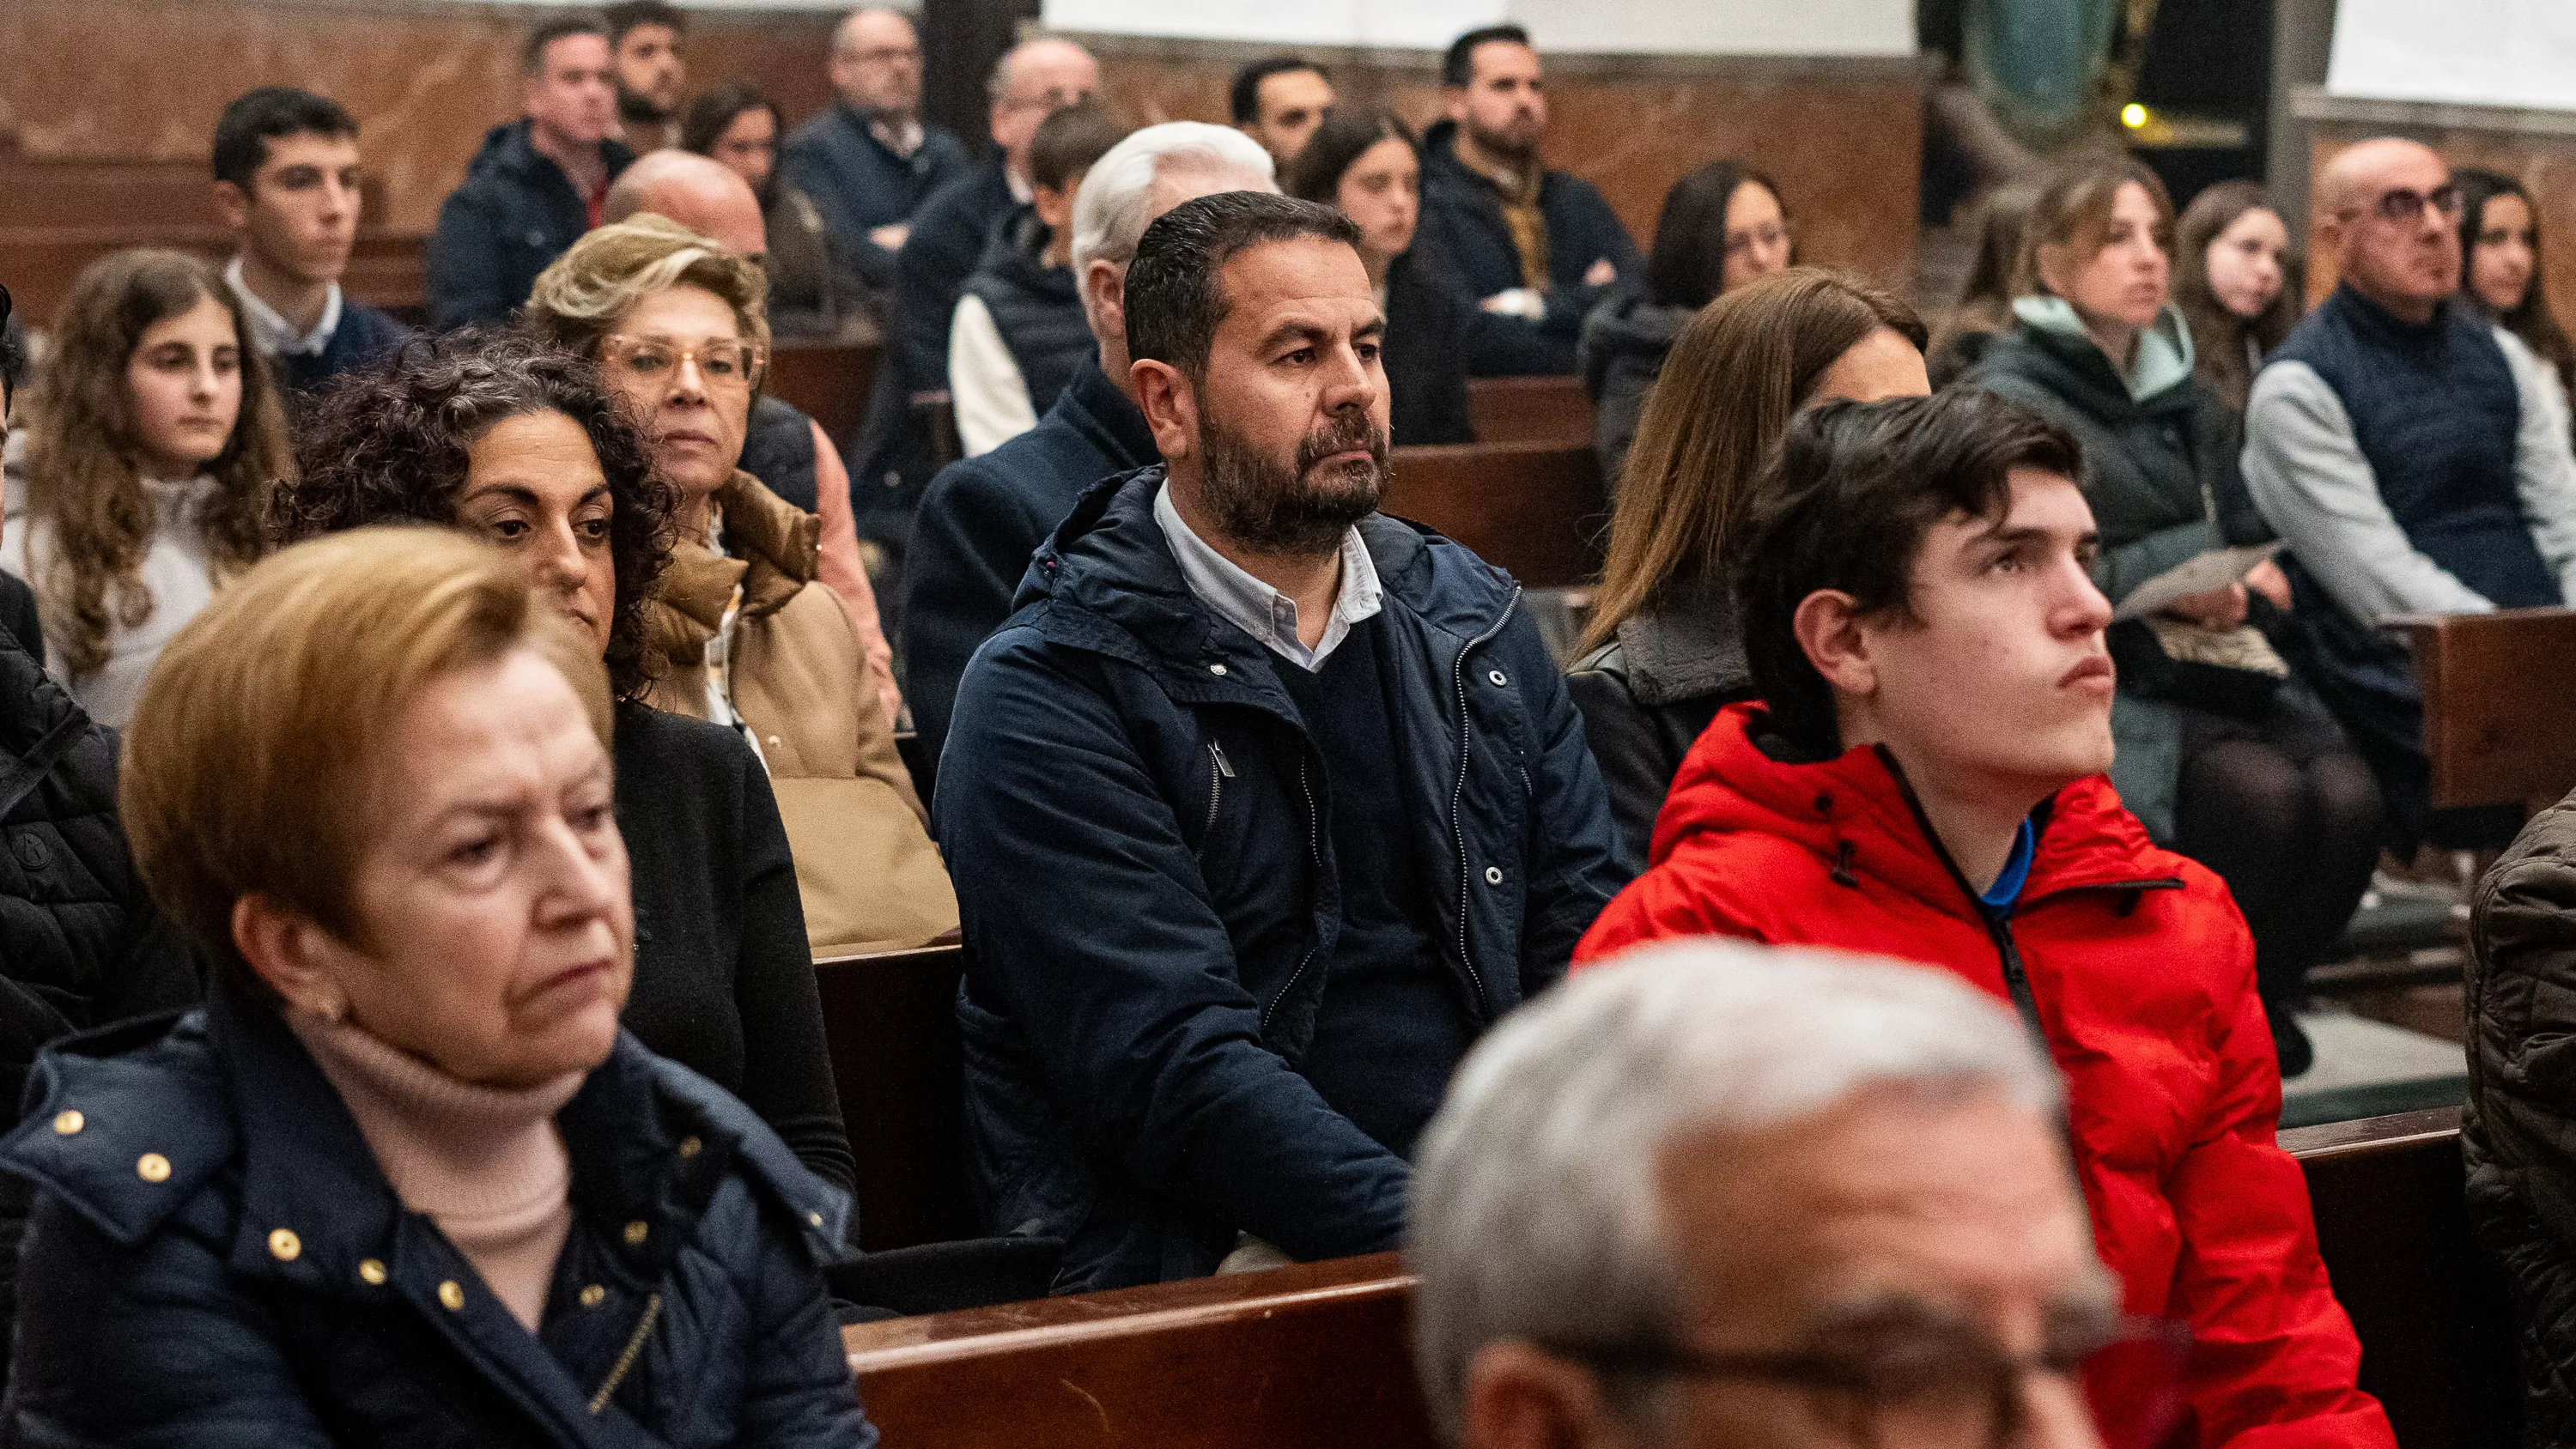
left=2327, top=0, right=2576, bottom=111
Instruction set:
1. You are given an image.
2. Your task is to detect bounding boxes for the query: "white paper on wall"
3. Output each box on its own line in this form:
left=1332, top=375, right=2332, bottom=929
left=2327, top=0, right=2576, bottom=111
left=1035, top=0, right=1911, bottom=56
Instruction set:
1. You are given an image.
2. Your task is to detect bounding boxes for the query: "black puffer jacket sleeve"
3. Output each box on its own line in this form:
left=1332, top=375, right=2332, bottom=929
left=2466, top=792, right=2576, bottom=1442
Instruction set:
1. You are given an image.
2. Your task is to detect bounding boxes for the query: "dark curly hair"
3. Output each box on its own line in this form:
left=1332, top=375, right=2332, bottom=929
left=278, top=329, right=677, bottom=700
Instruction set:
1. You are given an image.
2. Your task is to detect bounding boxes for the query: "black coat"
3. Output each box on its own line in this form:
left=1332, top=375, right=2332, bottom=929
left=428, top=121, right=635, bottom=330
left=935, top=467, right=1622, bottom=1291
left=781, top=105, right=974, bottom=292
left=1384, top=246, right=1476, bottom=447
left=1415, top=120, right=1641, bottom=377
left=1564, top=579, right=1753, bottom=877
left=0, top=573, right=39, bottom=667
left=1576, top=289, right=1692, bottom=492
left=613, top=704, right=852, bottom=1197
left=2468, top=792, right=2576, bottom=1445
left=0, top=985, right=876, bottom=1449
left=902, top=361, right=1157, bottom=797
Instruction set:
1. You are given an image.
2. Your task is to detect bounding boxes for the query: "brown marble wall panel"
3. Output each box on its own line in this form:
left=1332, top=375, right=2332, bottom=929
left=1084, top=41, right=1926, bottom=297
left=2303, top=119, right=2576, bottom=328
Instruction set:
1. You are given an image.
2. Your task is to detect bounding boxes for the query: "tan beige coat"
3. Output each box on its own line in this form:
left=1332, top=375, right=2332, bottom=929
left=644, top=471, right=957, bottom=955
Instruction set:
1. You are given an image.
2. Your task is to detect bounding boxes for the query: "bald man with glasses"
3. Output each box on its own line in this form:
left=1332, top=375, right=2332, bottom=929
left=2243, top=137, right=2576, bottom=850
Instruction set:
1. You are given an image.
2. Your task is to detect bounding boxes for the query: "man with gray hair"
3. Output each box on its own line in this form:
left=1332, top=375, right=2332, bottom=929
left=781, top=8, right=970, bottom=290
left=902, top=120, right=1274, bottom=789
left=1413, top=940, right=2136, bottom=1449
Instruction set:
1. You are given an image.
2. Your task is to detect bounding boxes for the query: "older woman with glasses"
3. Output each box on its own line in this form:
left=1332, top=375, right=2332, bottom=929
left=0, top=530, right=878, bottom=1447
left=525, top=215, right=956, bottom=958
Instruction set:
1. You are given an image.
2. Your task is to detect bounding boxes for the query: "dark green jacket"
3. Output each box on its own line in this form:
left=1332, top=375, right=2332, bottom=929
left=1970, top=310, right=2270, bottom=839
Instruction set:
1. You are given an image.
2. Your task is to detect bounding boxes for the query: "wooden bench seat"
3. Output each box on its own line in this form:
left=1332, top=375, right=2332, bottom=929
left=1382, top=441, right=1607, bottom=591
left=841, top=1110, right=2518, bottom=1447
left=2392, top=607, right=2576, bottom=810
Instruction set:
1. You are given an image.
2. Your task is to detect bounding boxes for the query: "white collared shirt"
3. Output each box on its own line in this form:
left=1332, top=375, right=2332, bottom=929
left=1154, top=481, right=1382, bottom=672
left=224, top=258, right=342, bottom=359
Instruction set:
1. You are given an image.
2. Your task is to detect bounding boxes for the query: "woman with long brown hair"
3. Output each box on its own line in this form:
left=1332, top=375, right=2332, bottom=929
left=2, top=249, right=289, bottom=726
left=2172, top=179, right=2298, bottom=415
left=1568, top=267, right=1927, bottom=871
left=2457, top=167, right=2576, bottom=439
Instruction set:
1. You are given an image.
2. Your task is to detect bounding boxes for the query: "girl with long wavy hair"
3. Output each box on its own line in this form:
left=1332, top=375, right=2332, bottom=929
left=3, top=250, right=288, bottom=725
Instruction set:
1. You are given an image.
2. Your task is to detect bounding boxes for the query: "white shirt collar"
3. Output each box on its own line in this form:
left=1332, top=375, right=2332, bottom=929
left=225, top=258, right=341, bottom=359
left=1154, top=479, right=1382, bottom=672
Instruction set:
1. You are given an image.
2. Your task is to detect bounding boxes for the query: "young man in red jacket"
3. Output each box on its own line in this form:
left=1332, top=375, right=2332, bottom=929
left=1576, top=390, right=2392, bottom=1449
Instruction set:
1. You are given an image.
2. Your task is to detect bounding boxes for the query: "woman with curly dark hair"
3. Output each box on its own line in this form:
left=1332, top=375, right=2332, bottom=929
left=283, top=327, right=854, bottom=1194
left=2, top=249, right=291, bottom=727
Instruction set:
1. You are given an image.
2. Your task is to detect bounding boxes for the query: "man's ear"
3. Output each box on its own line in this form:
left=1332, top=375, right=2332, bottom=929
left=1084, top=259, right=1127, bottom=348
left=230, top=894, right=350, bottom=1021
left=1462, top=1341, right=1624, bottom=1449
left=1131, top=358, right=1195, bottom=464
left=1443, top=86, right=1470, bottom=124
left=1792, top=588, right=1877, bottom=700
left=211, top=179, right=252, bottom=234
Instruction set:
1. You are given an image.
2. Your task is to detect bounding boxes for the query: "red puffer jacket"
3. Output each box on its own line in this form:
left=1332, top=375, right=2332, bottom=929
left=1577, top=704, right=2391, bottom=1449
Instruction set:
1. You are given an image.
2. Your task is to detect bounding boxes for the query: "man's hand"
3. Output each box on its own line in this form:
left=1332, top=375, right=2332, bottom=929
left=1479, top=287, right=1547, bottom=320
left=1583, top=257, right=1617, bottom=288
left=870, top=222, right=911, bottom=253
left=2244, top=558, right=2292, bottom=610
left=2167, top=583, right=2251, bottom=630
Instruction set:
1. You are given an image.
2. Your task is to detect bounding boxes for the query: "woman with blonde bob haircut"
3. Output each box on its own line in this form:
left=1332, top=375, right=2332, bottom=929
left=0, top=529, right=879, bottom=1448
left=1569, top=268, right=1929, bottom=871
left=526, top=215, right=956, bottom=955
left=3, top=248, right=290, bottom=727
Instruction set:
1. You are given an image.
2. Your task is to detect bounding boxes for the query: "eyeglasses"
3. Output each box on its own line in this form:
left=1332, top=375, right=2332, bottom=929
left=2348, top=183, right=2464, bottom=226
left=1726, top=221, right=1795, bottom=258
left=599, top=334, right=765, bottom=392
left=1540, top=1304, right=2190, bottom=1449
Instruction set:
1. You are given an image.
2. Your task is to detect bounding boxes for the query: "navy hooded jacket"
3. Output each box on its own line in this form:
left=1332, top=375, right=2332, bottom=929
left=0, top=986, right=874, bottom=1449
left=1414, top=118, right=1640, bottom=377
left=428, top=120, right=635, bottom=330
left=933, top=466, right=1622, bottom=1293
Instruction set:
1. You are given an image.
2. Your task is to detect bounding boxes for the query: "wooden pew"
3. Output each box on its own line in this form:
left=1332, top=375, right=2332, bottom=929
left=2393, top=607, right=2576, bottom=809
left=765, top=343, right=881, bottom=454
left=814, top=944, right=977, bottom=1252
left=841, top=1110, right=2518, bottom=1447
left=846, top=1252, right=1437, bottom=1448
left=1382, top=441, right=1607, bottom=591
left=1466, top=375, right=1595, bottom=448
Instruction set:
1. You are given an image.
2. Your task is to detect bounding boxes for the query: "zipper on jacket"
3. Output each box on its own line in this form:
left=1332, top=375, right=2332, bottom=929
left=1261, top=754, right=1327, bottom=1033
left=1447, top=585, right=1521, bottom=1016
left=1200, top=740, right=1235, bottom=846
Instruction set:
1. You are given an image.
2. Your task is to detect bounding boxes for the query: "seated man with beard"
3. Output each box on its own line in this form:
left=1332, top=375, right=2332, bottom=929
left=935, top=191, right=1622, bottom=1294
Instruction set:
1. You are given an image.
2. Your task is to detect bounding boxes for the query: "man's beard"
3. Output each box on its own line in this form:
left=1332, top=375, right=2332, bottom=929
left=1465, top=112, right=1537, bottom=167
left=617, top=87, right=671, bottom=125
left=1198, top=409, right=1389, bottom=557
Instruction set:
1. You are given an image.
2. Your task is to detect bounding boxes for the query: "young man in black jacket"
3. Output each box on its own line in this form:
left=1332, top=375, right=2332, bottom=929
left=935, top=193, right=1622, bottom=1293
left=902, top=121, right=1275, bottom=793
left=1416, top=25, right=1640, bottom=377
left=427, top=15, right=634, bottom=329
left=212, top=88, right=407, bottom=397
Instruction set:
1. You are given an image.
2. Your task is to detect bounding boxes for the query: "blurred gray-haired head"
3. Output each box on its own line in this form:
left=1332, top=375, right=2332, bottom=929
left=1408, top=938, right=2063, bottom=1441
left=1070, top=120, right=1277, bottom=276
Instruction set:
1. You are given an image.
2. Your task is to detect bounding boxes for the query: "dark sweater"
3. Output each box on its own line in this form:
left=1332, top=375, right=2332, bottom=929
left=278, top=302, right=409, bottom=394
left=612, top=702, right=853, bottom=1196
left=1275, top=617, right=1465, bottom=1161
left=1415, top=119, right=1641, bottom=377
left=902, top=360, right=1157, bottom=796
left=782, top=105, right=974, bottom=292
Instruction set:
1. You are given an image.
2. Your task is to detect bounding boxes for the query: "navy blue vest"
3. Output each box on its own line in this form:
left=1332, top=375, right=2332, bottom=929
left=2273, top=285, right=2560, bottom=608
left=961, top=209, right=1091, bottom=424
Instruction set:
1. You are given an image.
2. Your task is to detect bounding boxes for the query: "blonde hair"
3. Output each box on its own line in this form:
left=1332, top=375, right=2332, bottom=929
left=121, top=528, right=611, bottom=985
left=23, top=248, right=289, bottom=679
left=522, top=213, right=771, bottom=366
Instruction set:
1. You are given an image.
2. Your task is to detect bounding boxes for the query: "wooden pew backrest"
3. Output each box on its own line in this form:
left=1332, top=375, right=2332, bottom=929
left=765, top=344, right=881, bottom=457
left=814, top=944, right=976, bottom=1252
left=1382, top=442, right=1607, bottom=591
left=2281, top=1107, right=2518, bottom=1449
left=841, top=1109, right=2520, bottom=1448
left=1466, top=375, right=1595, bottom=448
left=2392, top=607, right=2576, bottom=809
left=846, top=1252, right=1435, bottom=1448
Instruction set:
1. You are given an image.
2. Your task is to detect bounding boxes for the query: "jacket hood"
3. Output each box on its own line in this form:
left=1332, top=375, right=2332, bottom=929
left=1014, top=466, right=1517, bottom=697
left=2009, top=296, right=2196, bottom=403
left=1613, top=576, right=1748, bottom=707
left=1654, top=703, right=2182, bottom=918
left=1577, top=288, right=1693, bottom=395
